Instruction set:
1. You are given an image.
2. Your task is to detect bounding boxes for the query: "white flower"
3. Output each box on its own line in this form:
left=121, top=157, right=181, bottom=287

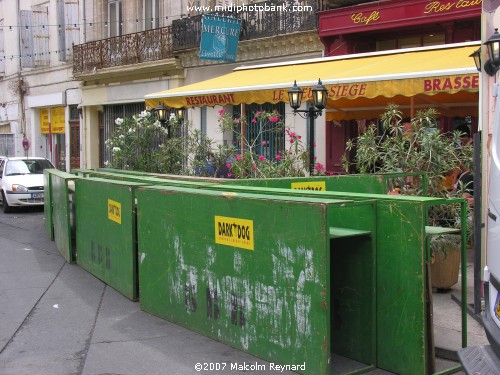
left=139, top=110, right=148, bottom=118
left=115, top=117, right=124, bottom=125
left=128, top=128, right=134, bottom=133
left=104, top=161, right=110, bottom=167
left=119, top=134, right=125, bottom=139
left=112, top=146, right=121, bottom=153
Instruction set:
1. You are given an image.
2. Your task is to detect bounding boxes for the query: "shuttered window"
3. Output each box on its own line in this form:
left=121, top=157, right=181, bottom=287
left=57, top=0, right=80, bottom=62
left=32, top=6, right=49, bottom=66
left=20, top=10, right=34, bottom=68
left=0, top=20, right=5, bottom=76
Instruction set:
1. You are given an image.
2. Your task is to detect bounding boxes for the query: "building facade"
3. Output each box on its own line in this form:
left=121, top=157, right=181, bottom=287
left=317, top=0, right=481, bottom=172
left=0, top=0, right=80, bottom=169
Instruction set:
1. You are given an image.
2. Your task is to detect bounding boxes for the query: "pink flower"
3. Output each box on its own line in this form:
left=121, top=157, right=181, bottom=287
left=226, top=163, right=231, bottom=169
left=251, top=118, right=257, bottom=123
left=256, top=111, right=261, bottom=116
left=259, top=155, right=265, bottom=161
left=269, top=116, right=279, bottom=123
left=233, top=118, right=240, bottom=124
left=290, top=139, right=294, bottom=144
left=276, top=155, right=281, bottom=161
left=289, top=132, right=297, bottom=138
left=218, top=109, right=226, bottom=116
left=235, top=154, right=241, bottom=161
left=252, top=163, right=257, bottom=170
left=298, top=135, right=302, bottom=139
left=315, top=162, right=325, bottom=171
left=227, top=173, right=232, bottom=178
left=262, top=141, right=267, bottom=145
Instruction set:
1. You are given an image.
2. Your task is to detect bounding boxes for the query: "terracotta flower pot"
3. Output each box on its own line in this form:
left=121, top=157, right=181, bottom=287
left=431, top=243, right=461, bottom=289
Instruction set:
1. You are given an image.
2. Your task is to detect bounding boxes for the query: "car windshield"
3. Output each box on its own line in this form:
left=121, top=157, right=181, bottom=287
left=5, top=159, right=54, bottom=176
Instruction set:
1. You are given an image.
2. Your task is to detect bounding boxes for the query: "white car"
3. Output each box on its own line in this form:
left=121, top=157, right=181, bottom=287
left=0, top=157, right=54, bottom=213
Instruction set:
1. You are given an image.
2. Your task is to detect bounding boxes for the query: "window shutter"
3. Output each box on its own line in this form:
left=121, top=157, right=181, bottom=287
left=65, top=0, right=80, bottom=57
left=20, top=10, right=34, bottom=68
left=57, top=0, right=66, bottom=61
left=0, top=20, right=5, bottom=76
left=32, top=6, right=49, bottom=67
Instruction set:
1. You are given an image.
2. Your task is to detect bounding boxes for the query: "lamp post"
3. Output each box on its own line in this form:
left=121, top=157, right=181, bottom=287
left=288, top=79, right=328, bottom=174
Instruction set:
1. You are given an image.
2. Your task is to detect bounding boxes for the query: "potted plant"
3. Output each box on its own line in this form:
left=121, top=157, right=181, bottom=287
left=343, top=104, right=474, bottom=289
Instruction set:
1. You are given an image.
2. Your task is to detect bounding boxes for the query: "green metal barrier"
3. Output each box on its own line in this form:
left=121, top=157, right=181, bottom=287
left=75, top=177, right=149, bottom=301
left=137, top=185, right=377, bottom=375
left=95, top=168, right=427, bottom=196
left=70, top=169, right=465, bottom=374
left=50, top=170, right=79, bottom=263
left=44, top=169, right=54, bottom=240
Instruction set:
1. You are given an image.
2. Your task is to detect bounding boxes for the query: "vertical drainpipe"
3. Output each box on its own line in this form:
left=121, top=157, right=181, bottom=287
left=81, top=0, right=86, bottom=168
left=16, top=0, right=27, bottom=154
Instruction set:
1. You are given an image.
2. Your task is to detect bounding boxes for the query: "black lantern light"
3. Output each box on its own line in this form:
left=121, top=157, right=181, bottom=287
left=153, top=103, right=169, bottom=127
left=173, top=107, right=185, bottom=121
left=469, top=48, right=481, bottom=72
left=484, top=29, right=500, bottom=76
left=288, top=78, right=328, bottom=174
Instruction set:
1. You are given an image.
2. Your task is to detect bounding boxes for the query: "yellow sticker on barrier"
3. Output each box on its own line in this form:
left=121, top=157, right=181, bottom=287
left=108, top=199, right=122, bottom=224
left=291, top=181, right=326, bottom=191
left=215, top=216, right=254, bottom=251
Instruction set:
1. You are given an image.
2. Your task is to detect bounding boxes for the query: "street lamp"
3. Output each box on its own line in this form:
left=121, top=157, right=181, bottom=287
left=483, top=28, right=500, bottom=76
left=152, top=103, right=171, bottom=138
left=173, top=107, right=185, bottom=122
left=288, top=78, right=328, bottom=174
left=469, top=48, right=481, bottom=72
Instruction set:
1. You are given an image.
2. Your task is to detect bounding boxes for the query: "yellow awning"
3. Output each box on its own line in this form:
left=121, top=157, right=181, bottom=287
left=145, top=42, right=479, bottom=120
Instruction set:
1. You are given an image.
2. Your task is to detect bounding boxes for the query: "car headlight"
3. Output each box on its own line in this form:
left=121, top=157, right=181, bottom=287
left=12, top=184, right=28, bottom=193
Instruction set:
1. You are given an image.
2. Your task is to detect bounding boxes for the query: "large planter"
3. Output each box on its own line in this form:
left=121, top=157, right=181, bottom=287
left=431, top=243, right=461, bottom=289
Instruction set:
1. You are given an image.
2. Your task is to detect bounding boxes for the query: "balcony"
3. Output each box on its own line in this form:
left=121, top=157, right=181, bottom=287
left=73, top=26, right=173, bottom=75
left=173, top=0, right=319, bottom=51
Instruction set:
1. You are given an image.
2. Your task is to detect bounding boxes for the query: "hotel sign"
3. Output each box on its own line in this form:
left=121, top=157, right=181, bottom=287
left=200, top=15, right=241, bottom=62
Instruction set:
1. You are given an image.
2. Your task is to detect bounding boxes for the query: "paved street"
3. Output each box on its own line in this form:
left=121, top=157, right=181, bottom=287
left=0, top=207, right=483, bottom=375
left=0, top=207, right=302, bottom=375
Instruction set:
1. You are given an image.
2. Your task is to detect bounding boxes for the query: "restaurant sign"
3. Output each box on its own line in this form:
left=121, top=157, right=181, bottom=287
left=146, top=73, right=479, bottom=109
left=320, top=0, right=481, bottom=34
left=200, top=15, right=241, bottom=62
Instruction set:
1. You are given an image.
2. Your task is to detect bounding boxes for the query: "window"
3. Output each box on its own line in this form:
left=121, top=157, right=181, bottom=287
left=233, top=103, right=285, bottom=160
left=108, top=1, right=123, bottom=38
left=57, top=0, right=80, bottom=62
left=142, top=0, right=159, bottom=31
left=376, top=33, right=446, bottom=51
left=0, top=19, right=4, bottom=76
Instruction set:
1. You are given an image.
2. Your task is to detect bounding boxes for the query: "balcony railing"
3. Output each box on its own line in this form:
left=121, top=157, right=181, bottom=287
left=73, top=26, right=173, bottom=75
left=173, top=0, right=319, bottom=51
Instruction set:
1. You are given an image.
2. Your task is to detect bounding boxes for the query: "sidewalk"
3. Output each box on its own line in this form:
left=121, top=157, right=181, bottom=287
left=0, top=208, right=487, bottom=375
left=432, top=246, right=489, bottom=373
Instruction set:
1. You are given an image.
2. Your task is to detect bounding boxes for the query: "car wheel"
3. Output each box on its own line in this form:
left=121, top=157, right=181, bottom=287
left=2, top=191, right=12, bottom=213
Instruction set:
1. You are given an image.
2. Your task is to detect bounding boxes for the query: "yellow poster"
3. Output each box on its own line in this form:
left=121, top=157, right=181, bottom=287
left=50, top=107, right=65, bottom=133
left=40, top=108, right=50, bottom=134
left=40, top=106, right=66, bottom=134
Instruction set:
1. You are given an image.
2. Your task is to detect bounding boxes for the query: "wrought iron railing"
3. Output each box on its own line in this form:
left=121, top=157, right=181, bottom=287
left=73, top=26, right=173, bottom=74
left=172, top=0, right=319, bottom=51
